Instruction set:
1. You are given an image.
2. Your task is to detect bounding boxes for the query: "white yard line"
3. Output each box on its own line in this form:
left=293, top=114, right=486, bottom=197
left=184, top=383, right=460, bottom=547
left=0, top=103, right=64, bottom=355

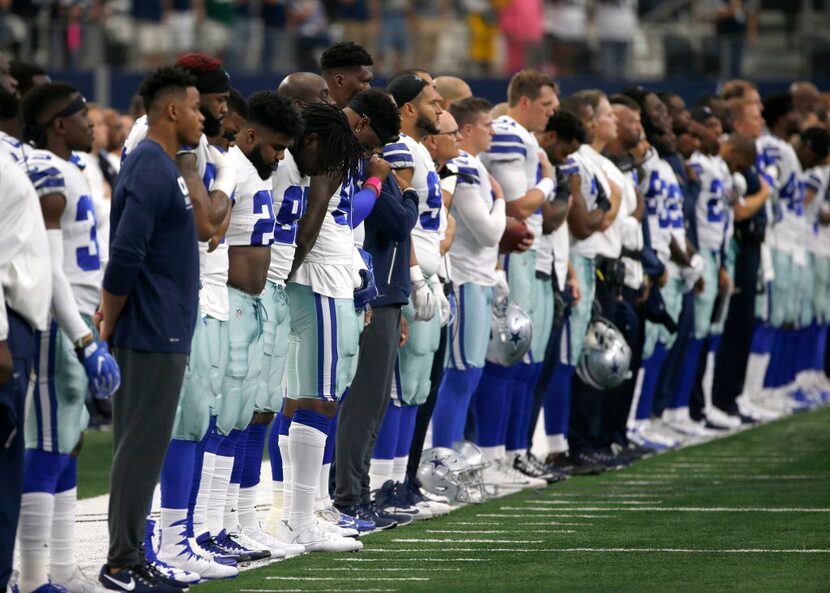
left=331, top=558, right=486, bottom=562
left=542, top=548, right=830, bottom=554
left=425, top=530, right=576, bottom=534
left=391, top=538, right=545, bottom=544
left=265, top=576, right=430, bottom=582
left=444, top=521, right=590, bottom=526
left=499, top=506, right=830, bottom=513
left=305, top=567, right=461, bottom=572
left=358, top=548, right=551, bottom=553
left=528, top=500, right=660, bottom=506
left=476, top=513, right=616, bottom=518
left=241, top=589, right=398, bottom=593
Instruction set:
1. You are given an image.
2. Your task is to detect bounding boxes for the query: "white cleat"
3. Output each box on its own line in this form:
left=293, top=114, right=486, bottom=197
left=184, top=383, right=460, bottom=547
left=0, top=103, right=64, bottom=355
left=157, top=539, right=238, bottom=580
left=239, top=525, right=303, bottom=559
left=736, top=396, right=781, bottom=421
left=276, top=521, right=363, bottom=553
left=53, top=565, right=111, bottom=593
left=703, top=406, right=741, bottom=429
left=315, top=507, right=360, bottom=538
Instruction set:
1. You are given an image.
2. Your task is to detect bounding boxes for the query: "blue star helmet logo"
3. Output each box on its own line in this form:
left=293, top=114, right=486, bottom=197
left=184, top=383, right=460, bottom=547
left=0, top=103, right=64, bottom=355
left=509, top=331, right=522, bottom=345
left=428, top=457, right=444, bottom=469
left=611, top=361, right=620, bottom=376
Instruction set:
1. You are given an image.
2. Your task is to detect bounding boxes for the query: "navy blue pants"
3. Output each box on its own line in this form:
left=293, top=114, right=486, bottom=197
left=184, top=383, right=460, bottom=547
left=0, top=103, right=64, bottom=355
left=652, top=291, right=695, bottom=416
left=713, top=242, right=761, bottom=413
left=0, top=309, right=36, bottom=590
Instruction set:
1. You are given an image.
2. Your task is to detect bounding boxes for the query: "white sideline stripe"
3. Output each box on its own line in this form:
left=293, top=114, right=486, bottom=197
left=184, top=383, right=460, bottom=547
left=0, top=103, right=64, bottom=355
left=393, top=538, right=545, bottom=544
left=241, top=589, right=399, bottom=592
left=446, top=521, right=591, bottom=526
left=529, top=500, right=660, bottom=506
left=499, top=506, right=830, bottom=513
left=266, top=576, right=430, bottom=582
left=477, top=513, right=616, bottom=518
left=425, top=530, right=576, bottom=534
left=359, top=548, right=551, bottom=553
left=332, top=558, right=486, bottom=563
left=305, top=568, right=461, bottom=572
left=546, top=548, right=830, bottom=554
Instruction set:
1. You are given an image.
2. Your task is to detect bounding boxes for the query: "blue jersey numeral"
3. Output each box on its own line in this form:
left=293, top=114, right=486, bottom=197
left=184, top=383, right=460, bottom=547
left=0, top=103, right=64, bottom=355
left=332, top=171, right=353, bottom=227
left=706, top=179, right=724, bottom=223
left=420, top=171, right=442, bottom=231
left=275, top=185, right=307, bottom=245
left=251, top=189, right=276, bottom=245
left=75, top=195, right=101, bottom=271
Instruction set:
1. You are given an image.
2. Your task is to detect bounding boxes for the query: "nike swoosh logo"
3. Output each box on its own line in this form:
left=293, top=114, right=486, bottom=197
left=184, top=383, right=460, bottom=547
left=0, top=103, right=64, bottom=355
left=102, top=573, right=136, bottom=591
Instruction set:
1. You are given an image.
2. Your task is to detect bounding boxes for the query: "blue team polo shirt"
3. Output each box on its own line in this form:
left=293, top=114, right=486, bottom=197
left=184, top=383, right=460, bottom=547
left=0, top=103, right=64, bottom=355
left=104, top=139, right=199, bottom=353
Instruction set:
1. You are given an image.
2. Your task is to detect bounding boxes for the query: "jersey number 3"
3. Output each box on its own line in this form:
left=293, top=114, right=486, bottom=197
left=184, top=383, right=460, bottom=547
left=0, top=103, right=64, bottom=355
left=75, top=195, right=101, bottom=271
left=420, top=171, right=442, bottom=231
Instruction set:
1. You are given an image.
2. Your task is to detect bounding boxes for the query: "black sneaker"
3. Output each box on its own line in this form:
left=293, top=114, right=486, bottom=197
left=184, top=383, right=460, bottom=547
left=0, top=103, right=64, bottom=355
left=616, top=441, right=657, bottom=461
left=374, top=480, right=430, bottom=520
left=363, top=501, right=412, bottom=527
left=216, top=531, right=271, bottom=562
left=142, top=562, right=190, bottom=590
left=522, top=452, right=568, bottom=484
left=98, top=564, right=179, bottom=593
left=335, top=503, right=396, bottom=531
left=578, top=448, right=630, bottom=470
left=195, top=531, right=249, bottom=563
left=546, top=452, right=605, bottom=476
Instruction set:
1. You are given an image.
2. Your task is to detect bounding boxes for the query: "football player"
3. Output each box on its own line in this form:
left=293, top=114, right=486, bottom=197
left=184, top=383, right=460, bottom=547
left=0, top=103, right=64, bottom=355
left=18, top=82, right=120, bottom=593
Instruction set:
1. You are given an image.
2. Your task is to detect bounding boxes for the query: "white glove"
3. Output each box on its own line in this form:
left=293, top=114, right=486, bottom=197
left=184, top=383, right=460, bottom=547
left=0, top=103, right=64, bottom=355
left=494, top=269, right=510, bottom=302
left=732, top=172, right=747, bottom=200
left=209, top=146, right=236, bottom=198
left=681, top=253, right=705, bottom=290
left=410, top=265, right=436, bottom=321
left=429, top=274, right=450, bottom=327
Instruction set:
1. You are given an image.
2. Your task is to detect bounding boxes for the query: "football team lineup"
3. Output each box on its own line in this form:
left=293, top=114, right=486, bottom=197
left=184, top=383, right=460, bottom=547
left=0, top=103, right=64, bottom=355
left=3, top=31, right=830, bottom=593
left=69, top=407, right=830, bottom=593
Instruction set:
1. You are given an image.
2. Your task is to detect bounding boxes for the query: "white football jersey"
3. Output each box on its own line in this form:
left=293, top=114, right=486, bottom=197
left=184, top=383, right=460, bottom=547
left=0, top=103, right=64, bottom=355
left=560, top=145, right=610, bottom=259
left=804, top=166, right=830, bottom=256
left=757, top=134, right=805, bottom=252
left=552, top=224, right=569, bottom=292
left=447, top=150, right=498, bottom=286
left=123, top=116, right=231, bottom=319
left=0, top=130, right=32, bottom=163
left=293, top=164, right=362, bottom=299
left=383, top=134, right=443, bottom=276
left=481, top=115, right=544, bottom=251
left=689, top=151, right=731, bottom=252
left=225, top=146, right=276, bottom=247
left=24, top=149, right=102, bottom=316
left=584, top=148, right=626, bottom=260
left=639, top=150, right=683, bottom=264
left=269, top=148, right=308, bottom=285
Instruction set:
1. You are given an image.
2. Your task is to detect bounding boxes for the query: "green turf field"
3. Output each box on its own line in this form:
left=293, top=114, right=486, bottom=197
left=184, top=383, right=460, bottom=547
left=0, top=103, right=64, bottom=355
left=79, top=408, right=830, bottom=593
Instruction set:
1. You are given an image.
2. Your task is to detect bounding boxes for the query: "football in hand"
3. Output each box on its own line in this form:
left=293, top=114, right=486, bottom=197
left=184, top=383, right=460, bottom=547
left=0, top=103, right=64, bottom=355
left=499, top=218, right=533, bottom=254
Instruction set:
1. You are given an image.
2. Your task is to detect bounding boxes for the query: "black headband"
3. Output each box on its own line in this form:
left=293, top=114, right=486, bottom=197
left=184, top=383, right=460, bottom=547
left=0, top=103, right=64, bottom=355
left=387, top=74, right=428, bottom=108
left=41, top=94, right=86, bottom=128
left=194, top=67, right=230, bottom=95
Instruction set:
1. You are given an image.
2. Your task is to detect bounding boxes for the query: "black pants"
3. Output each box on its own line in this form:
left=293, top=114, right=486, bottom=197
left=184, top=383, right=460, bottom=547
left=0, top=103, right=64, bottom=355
left=108, top=348, right=186, bottom=568
left=334, top=306, right=401, bottom=507
left=0, top=310, right=35, bottom=590
left=713, top=242, right=761, bottom=413
left=406, top=323, right=449, bottom=482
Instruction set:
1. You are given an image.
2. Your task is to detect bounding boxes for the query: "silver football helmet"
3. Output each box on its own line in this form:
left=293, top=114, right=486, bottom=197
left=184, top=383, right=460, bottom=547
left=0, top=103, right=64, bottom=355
left=576, top=316, right=633, bottom=390
left=487, top=296, right=532, bottom=366
left=451, top=440, right=493, bottom=503
left=418, top=447, right=476, bottom=504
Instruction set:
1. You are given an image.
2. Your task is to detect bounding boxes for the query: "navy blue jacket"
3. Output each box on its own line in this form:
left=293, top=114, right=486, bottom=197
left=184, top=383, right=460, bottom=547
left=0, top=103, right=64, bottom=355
left=104, top=139, right=199, bottom=353
left=363, top=177, right=419, bottom=308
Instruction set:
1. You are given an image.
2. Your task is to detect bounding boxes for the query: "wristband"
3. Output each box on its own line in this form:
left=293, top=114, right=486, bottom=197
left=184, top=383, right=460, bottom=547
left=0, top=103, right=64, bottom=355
left=363, top=176, right=382, bottom=197
left=534, top=177, right=554, bottom=199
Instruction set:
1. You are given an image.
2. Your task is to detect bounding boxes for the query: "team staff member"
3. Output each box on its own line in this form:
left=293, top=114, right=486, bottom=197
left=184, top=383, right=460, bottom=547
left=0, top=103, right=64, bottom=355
left=98, top=66, right=204, bottom=593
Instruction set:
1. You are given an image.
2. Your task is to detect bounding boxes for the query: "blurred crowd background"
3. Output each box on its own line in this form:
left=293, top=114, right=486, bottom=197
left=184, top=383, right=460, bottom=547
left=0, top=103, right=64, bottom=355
left=2, top=1, right=830, bottom=83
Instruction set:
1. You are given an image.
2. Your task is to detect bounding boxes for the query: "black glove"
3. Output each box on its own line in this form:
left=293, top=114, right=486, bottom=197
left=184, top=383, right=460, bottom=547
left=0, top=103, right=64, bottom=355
left=594, top=176, right=611, bottom=213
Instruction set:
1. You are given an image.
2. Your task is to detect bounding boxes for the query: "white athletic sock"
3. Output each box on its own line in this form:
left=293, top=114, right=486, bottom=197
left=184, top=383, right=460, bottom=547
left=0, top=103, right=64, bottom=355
left=316, top=462, right=332, bottom=509
left=192, top=451, right=216, bottom=537
left=49, top=488, right=76, bottom=583
left=480, top=445, right=501, bottom=464
left=496, top=445, right=506, bottom=459
left=206, top=454, right=233, bottom=537
left=627, top=367, right=646, bottom=427
left=18, top=491, right=53, bottom=593
left=223, top=482, right=240, bottom=533
left=237, top=487, right=258, bottom=530
left=392, top=456, right=408, bottom=483
left=505, top=449, right=525, bottom=460
left=743, top=352, right=770, bottom=397
left=368, top=458, right=394, bottom=492
left=702, top=350, right=716, bottom=410
left=159, top=507, right=188, bottom=556
left=287, top=422, right=326, bottom=531
left=278, top=434, right=292, bottom=522
left=546, top=434, right=568, bottom=455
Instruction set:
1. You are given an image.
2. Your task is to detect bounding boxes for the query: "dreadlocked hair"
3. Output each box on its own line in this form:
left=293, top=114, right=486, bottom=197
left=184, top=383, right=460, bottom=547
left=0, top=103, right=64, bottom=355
left=299, top=102, right=364, bottom=181
left=175, top=53, right=222, bottom=74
